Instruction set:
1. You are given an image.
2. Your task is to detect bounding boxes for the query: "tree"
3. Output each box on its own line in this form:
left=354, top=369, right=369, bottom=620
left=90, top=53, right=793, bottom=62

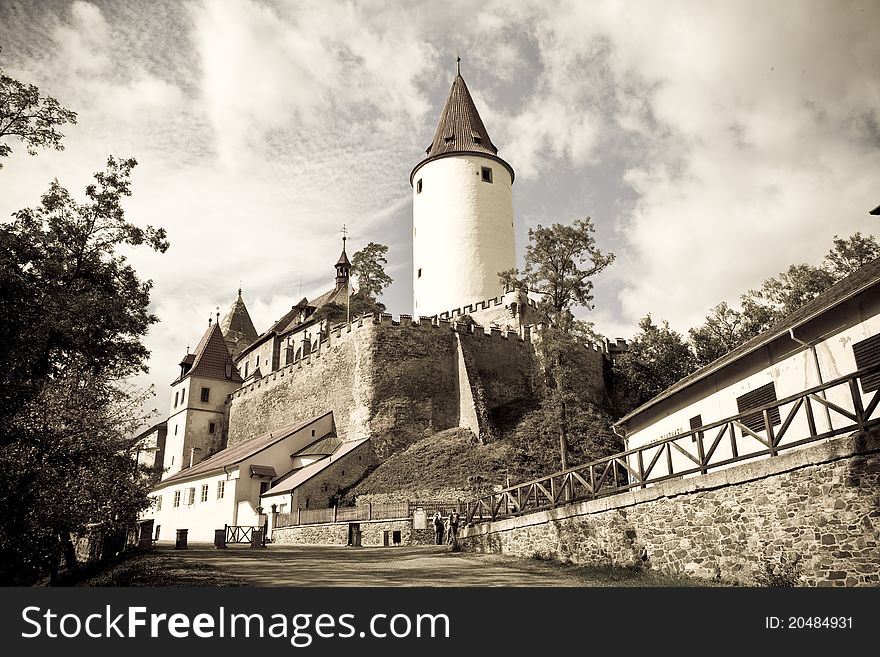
left=351, top=242, right=393, bottom=313
left=823, top=232, right=880, bottom=279
left=311, top=242, right=393, bottom=328
left=499, top=218, right=615, bottom=471
left=612, top=315, right=697, bottom=417
left=0, top=64, right=77, bottom=167
left=689, top=232, right=880, bottom=365
left=0, top=156, right=167, bottom=584
left=689, top=302, right=748, bottom=367
left=500, top=218, right=614, bottom=329
left=739, top=263, right=836, bottom=336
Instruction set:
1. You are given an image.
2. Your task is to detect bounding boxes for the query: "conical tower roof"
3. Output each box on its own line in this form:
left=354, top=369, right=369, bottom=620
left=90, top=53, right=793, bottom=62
left=411, top=60, right=514, bottom=184
left=175, top=321, right=242, bottom=384
left=221, top=289, right=258, bottom=342
left=220, top=289, right=258, bottom=360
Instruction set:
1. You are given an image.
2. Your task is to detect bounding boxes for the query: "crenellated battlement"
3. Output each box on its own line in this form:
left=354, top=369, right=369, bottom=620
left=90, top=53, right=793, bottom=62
left=433, top=291, right=539, bottom=322
left=229, top=312, right=542, bottom=401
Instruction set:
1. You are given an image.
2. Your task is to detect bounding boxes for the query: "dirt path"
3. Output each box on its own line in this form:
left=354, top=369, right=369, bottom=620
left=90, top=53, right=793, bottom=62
left=159, top=544, right=586, bottom=587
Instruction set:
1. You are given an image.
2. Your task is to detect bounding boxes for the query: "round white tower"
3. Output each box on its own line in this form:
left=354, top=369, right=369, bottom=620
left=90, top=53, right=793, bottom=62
left=411, top=62, right=515, bottom=318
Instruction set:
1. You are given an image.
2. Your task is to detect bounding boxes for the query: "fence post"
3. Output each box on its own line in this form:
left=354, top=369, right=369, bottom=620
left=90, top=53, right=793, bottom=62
left=369, top=502, right=373, bottom=520
left=333, top=505, right=338, bottom=523
left=297, top=508, right=301, bottom=525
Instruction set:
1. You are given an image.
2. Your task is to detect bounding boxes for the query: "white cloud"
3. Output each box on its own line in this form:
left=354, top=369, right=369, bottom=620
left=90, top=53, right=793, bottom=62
left=2, top=0, right=877, bottom=417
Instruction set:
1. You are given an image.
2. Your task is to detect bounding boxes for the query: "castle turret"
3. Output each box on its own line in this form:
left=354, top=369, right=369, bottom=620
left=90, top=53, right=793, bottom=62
left=411, top=58, right=516, bottom=317
left=163, top=318, right=243, bottom=479
left=220, top=288, right=258, bottom=360
left=335, top=236, right=351, bottom=291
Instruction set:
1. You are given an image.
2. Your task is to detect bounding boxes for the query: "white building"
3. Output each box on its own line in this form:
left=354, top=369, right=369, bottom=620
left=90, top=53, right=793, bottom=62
left=614, top=257, right=880, bottom=478
left=411, top=60, right=516, bottom=318
left=163, top=319, right=243, bottom=479
left=143, top=412, right=337, bottom=543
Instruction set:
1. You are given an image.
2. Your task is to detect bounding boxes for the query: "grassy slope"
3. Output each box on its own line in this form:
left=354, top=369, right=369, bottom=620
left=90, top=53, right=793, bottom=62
left=351, top=428, right=514, bottom=499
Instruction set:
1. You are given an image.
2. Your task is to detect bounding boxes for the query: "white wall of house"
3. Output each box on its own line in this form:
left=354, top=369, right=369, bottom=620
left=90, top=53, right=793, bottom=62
left=162, top=374, right=240, bottom=479
left=624, top=292, right=880, bottom=476
left=143, top=413, right=336, bottom=542
left=143, top=471, right=238, bottom=543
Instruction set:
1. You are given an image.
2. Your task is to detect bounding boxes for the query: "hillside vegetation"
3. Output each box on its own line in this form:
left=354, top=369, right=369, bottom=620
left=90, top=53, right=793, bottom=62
left=350, top=428, right=514, bottom=502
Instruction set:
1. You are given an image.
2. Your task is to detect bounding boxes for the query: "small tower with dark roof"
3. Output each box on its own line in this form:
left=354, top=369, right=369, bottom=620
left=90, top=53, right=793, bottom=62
left=410, top=56, right=516, bottom=317
left=335, top=231, right=351, bottom=292
left=162, top=319, right=244, bottom=479
left=220, top=288, right=259, bottom=360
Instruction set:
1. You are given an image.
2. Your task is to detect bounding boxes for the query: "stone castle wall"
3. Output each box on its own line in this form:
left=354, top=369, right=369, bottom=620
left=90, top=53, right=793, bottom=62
left=227, top=319, right=375, bottom=446
left=460, top=431, right=880, bottom=586
left=225, top=315, right=582, bottom=460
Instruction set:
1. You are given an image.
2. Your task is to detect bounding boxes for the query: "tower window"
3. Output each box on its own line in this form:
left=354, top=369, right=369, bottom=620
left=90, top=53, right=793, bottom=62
left=174, top=391, right=179, bottom=408
left=416, top=179, right=423, bottom=193
left=481, top=166, right=493, bottom=183
left=209, top=422, right=216, bottom=434
left=417, top=268, right=422, bottom=278
left=181, top=388, right=185, bottom=403
left=201, top=387, right=210, bottom=403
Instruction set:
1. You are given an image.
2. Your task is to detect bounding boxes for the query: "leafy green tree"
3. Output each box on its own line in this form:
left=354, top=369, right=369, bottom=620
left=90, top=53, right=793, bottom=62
left=0, top=64, right=77, bottom=167
left=612, top=315, right=697, bottom=417
left=499, top=218, right=616, bottom=471
left=0, top=156, right=167, bottom=584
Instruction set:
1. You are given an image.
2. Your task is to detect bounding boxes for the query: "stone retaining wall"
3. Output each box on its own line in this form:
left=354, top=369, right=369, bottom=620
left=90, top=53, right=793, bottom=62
left=461, top=432, right=880, bottom=586
left=271, top=518, right=434, bottom=547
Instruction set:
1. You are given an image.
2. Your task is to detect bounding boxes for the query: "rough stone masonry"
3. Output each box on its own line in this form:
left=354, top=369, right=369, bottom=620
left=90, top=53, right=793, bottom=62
left=460, top=430, right=880, bottom=586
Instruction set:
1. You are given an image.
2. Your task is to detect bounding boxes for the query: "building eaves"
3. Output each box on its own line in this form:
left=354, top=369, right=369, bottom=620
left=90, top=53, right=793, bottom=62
left=153, top=411, right=334, bottom=488
left=615, top=257, right=880, bottom=428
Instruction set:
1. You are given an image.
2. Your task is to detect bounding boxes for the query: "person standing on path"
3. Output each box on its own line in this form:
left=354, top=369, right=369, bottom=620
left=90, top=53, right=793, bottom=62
left=447, top=510, right=460, bottom=547
left=433, top=511, right=445, bottom=545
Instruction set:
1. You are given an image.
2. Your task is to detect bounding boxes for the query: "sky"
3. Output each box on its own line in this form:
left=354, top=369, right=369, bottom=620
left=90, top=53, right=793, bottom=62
left=1, top=0, right=878, bottom=422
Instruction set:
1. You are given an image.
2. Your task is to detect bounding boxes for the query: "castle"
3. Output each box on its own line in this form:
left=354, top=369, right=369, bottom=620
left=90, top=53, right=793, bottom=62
left=139, top=64, right=615, bottom=543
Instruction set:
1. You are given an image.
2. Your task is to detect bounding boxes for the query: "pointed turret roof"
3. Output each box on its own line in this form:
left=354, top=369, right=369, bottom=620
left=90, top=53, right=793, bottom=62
left=411, top=61, right=514, bottom=184
left=336, top=238, right=351, bottom=267
left=220, top=289, right=258, bottom=343
left=174, top=321, right=242, bottom=384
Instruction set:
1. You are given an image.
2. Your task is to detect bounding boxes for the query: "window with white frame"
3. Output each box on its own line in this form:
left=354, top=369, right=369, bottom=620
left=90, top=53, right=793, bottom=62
left=200, top=484, right=209, bottom=502
left=217, top=480, right=225, bottom=499
left=173, top=491, right=181, bottom=508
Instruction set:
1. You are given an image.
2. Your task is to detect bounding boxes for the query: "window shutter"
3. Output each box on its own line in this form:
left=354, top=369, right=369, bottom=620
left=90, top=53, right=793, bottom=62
left=852, top=334, right=880, bottom=393
left=736, top=382, right=781, bottom=433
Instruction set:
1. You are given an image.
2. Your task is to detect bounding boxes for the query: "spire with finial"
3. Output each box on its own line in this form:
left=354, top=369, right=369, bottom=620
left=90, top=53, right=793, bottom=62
left=208, top=314, right=212, bottom=327
left=411, top=51, right=513, bottom=182
left=456, top=50, right=461, bottom=76
left=335, top=225, right=352, bottom=291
